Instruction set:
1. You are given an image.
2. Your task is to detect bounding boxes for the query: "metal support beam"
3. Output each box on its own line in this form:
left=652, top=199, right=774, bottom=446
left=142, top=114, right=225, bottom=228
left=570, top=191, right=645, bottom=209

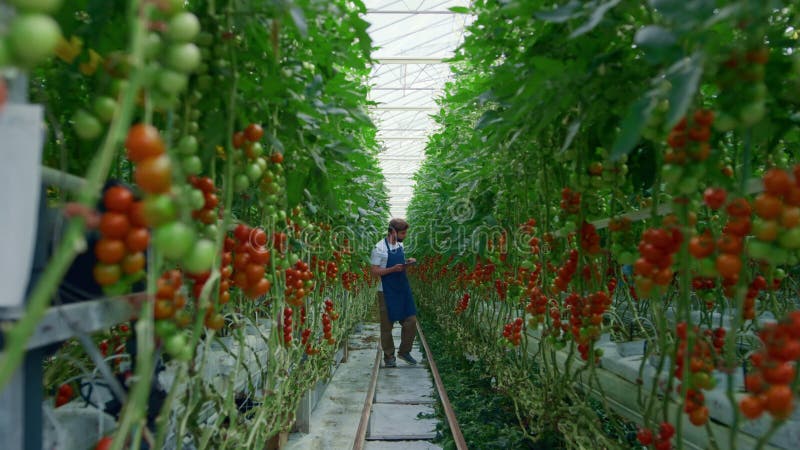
left=366, top=10, right=463, bottom=15
left=373, top=57, right=446, bottom=64
left=370, top=105, right=438, bottom=111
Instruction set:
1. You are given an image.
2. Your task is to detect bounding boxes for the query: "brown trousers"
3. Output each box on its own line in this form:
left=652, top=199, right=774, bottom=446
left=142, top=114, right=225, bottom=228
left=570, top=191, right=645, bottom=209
left=377, top=292, right=417, bottom=359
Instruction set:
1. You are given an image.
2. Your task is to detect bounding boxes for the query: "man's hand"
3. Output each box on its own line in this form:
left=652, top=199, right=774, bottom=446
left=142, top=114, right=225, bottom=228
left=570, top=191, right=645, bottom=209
left=391, top=264, right=405, bottom=273
left=406, top=257, right=417, bottom=265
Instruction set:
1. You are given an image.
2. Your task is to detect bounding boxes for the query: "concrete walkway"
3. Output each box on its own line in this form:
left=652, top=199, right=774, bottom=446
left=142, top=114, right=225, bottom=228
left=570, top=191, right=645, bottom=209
left=286, top=323, right=443, bottom=450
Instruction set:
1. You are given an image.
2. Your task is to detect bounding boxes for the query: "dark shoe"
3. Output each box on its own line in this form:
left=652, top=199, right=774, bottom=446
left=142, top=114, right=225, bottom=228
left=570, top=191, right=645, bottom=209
left=398, top=352, right=417, bottom=365
left=384, top=356, right=396, bottom=368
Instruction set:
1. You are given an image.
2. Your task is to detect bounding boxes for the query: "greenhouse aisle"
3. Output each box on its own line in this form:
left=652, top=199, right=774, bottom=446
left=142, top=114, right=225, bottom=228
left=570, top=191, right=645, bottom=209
left=286, top=325, right=440, bottom=450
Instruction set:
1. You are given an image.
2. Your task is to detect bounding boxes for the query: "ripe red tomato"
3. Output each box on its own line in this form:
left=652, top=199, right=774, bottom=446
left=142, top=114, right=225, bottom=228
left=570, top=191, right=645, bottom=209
left=271, top=153, right=284, bottom=164
left=154, top=299, right=175, bottom=320
left=126, top=124, right=165, bottom=163
left=95, top=238, right=126, bottom=264
left=716, top=253, right=742, bottom=279
left=739, top=395, right=764, bottom=419
left=763, top=168, right=791, bottom=197
left=689, top=405, right=709, bottom=426
left=754, top=193, right=783, bottom=220
left=244, top=123, right=264, bottom=142
left=134, top=155, right=172, bottom=194
left=764, top=384, right=794, bottom=419
left=232, top=131, right=246, bottom=149
left=125, top=227, right=150, bottom=252
left=103, top=186, right=134, bottom=213
left=703, top=187, right=727, bottom=210
left=94, top=437, right=113, bottom=450
left=636, top=428, right=653, bottom=445
left=99, top=212, right=131, bottom=239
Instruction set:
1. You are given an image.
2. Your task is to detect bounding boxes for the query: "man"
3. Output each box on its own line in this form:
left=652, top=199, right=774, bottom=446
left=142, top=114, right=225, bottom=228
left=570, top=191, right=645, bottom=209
left=370, top=218, right=418, bottom=367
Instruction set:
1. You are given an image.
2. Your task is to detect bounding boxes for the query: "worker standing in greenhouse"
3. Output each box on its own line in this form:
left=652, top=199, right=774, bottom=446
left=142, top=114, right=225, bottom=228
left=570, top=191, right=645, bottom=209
left=370, top=218, right=418, bottom=367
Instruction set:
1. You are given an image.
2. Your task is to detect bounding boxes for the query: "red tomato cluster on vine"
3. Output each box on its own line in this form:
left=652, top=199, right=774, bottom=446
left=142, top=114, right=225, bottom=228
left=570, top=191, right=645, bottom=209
left=188, top=176, right=219, bottom=224
left=153, top=269, right=188, bottom=323
left=739, top=310, right=800, bottom=420
left=551, top=249, right=578, bottom=294
left=502, top=317, right=523, bottom=346
left=565, top=291, right=610, bottom=362
left=579, top=221, right=602, bottom=255
left=285, top=260, right=314, bottom=307
left=665, top=109, right=714, bottom=165
left=525, top=287, right=547, bottom=324
left=282, top=307, right=294, bottom=346
left=494, top=279, right=508, bottom=301
left=232, top=224, right=272, bottom=299
left=633, top=226, right=683, bottom=297
left=322, top=312, right=334, bottom=345
left=637, top=422, right=675, bottom=450
left=454, top=292, right=470, bottom=315
left=341, top=271, right=359, bottom=292
left=560, top=187, right=580, bottom=214
left=93, top=186, right=149, bottom=287
left=127, top=124, right=172, bottom=195
left=674, top=322, right=720, bottom=426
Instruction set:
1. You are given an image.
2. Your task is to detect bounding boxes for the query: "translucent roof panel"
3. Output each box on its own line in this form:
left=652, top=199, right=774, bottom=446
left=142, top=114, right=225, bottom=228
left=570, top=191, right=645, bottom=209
left=364, top=0, right=473, bottom=218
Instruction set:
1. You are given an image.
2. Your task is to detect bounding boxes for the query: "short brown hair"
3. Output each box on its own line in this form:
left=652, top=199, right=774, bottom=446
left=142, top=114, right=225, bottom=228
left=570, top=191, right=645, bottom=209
left=388, top=218, right=409, bottom=233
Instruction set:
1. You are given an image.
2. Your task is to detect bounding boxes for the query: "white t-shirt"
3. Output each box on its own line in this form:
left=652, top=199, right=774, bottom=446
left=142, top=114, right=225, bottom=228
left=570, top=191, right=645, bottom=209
left=370, top=239, right=403, bottom=292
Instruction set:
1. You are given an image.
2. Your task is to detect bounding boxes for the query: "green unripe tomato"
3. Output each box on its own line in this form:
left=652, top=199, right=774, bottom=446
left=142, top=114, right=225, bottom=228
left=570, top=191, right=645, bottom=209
left=93, top=96, right=117, bottom=123
left=167, top=43, right=201, bottom=73
left=143, top=195, right=177, bottom=227
left=154, top=222, right=196, bottom=260
left=155, top=320, right=178, bottom=338
left=188, top=188, right=206, bottom=210
left=204, top=224, right=218, bottom=239
left=72, top=109, right=103, bottom=140
left=167, top=13, right=200, bottom=43
left=144, top=32, right=162, bottom=59
left=9, top=14, right=62, bottom=68
left=164, top=333, right=190, bottom=361
left=177, top=135, right=198, bottom=155
left=157, top=69, right=189, bottom=95
left=245, top=163, right=263, bottom=182
left=234, top=174, right=250, bottom=192
left=182, top=155, right=202, bottom=175
left=182, top=239, right=215, bottom=274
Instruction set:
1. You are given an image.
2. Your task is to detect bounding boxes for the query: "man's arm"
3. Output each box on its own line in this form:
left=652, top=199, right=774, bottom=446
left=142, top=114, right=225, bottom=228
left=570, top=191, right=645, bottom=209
left=371, top=264, right=404, bottom=277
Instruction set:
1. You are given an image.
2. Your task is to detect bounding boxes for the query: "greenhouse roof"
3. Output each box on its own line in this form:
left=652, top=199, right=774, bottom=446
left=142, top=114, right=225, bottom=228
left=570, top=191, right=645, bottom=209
left=364, top=0, right=473, bottom=219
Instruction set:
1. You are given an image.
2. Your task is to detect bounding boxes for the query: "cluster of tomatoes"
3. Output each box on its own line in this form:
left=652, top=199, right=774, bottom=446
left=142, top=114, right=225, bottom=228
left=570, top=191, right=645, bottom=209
left=739, top=310, right=800, bottom=421
left=502, top=317, right=523, bottom=346
left=231, top=123, right=267, bottom=191
left=54, top=383, right=74, bottom=408
left=282, top=307, right=294, bottom=346
left=188, top=176, right=219, bottom=224
left=285, top=260, right=315, bottom=307
left=564, top=291, right=610, bottom=362
left=750, top=167, right=800, bottom=264
left=579, top=221, right=602, bottom=255
left=459, top=261, right=496, bottom=288
left=454, top=292, right=470, bottom=315
left=633, top=226, right=683, bottom=298
left=494, top=279, right=508, bottom=301
left=98, top=323, right=130, bottom=359
left=321, top=300, right=339, bottom=345
left=341, top=271, right=359, bottom=292
left=525, top=287, right=548, bottom=325
left=153, top=269, right=187, bottom=323
left=716, top=45, right=769, bottom=129
left=560, top=187, right=581, bottom=215
left=637, top=422, right=675, bottom=450
left=665, top=110, right=715, bottom=165
left=93, top=186, right=149, bottom=288
left=231, top=224, right=272, bottom=299
left=551, top=249, right=578, bottom=294
left=673, top=323, right=720, bottom=427
left=608, top=217, right=638, bottom=265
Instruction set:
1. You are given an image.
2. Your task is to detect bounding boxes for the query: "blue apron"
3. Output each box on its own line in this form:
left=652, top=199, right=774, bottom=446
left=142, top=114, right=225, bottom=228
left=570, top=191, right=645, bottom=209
left=381, top=238, right=417, bottom=322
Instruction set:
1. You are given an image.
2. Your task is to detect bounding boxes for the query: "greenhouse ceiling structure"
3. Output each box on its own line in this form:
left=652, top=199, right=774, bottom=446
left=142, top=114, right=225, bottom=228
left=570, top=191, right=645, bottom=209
left=364, top=0, right=474, bottom=219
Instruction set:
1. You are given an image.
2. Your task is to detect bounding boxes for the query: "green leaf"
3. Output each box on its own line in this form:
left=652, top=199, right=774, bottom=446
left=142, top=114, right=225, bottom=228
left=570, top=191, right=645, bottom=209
left=448, top=6, right=470, bottom=14
left=611, top=95, right=655, bottom=160
left=570, top=0, right=622, bottom=38
left=664, top=55, right=704, bottom=128
left=535, top=0, right=582, bottom=23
